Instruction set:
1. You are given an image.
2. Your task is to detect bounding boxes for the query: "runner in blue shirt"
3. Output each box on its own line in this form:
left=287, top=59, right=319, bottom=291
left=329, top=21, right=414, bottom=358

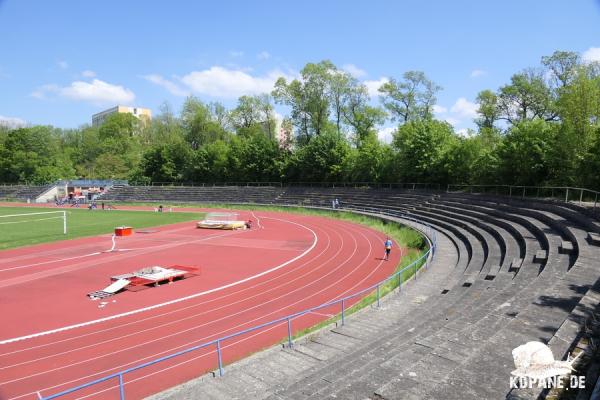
left=384, top=238, right=393, bottom=261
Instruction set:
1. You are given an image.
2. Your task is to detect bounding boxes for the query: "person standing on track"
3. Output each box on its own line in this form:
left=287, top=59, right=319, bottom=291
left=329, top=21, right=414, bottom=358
left=384, top=237, right=393, bottom=261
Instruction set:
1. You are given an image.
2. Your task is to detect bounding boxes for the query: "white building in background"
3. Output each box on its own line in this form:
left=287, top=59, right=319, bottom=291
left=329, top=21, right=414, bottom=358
left=92, top=105, right=152, bottom=127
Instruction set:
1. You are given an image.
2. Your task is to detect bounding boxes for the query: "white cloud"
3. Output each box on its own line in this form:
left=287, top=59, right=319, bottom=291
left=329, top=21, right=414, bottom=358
left=450, top=97, right=478, bottom=119
left=582, top=47, right=600, bottom=63
left=58, top=60, right=69, bottom=69
left=257, top=51, right=271, bottom=60
left=179, top=66, right=292, bottom=99
left=432, top=105, right=447, bottom=114
left=470, top=69, right=487, bottom=78
left=377, top=126, right=395, bottom=144
left=32, top=79, right=135, bottom=105
left=229, top=50, right=244, bottom=58
left=364, top=77, right=389, bottom=98
left=343, top=64, right=367, bottom=78
left=81, top=70, right=96, bottom=78
left=30, top=84, right=59, bottom=99
left=61, top=79, right=135, bottom=105
left=143, top=74, right=188, bottom=97
left=0, top=115, right=26, bottom=128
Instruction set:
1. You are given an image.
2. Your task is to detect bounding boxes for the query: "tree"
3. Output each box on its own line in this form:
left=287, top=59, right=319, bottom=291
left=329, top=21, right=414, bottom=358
left=392, top=119, right=457, bottom=183
left=0, top=126, right=75, bottom=183
left=181, top=97, right=229, bottom=148
left=285, top=130, right=351, bottom=182
left=230, top=95, right=277, bottom=139
left=98, top=113, right=140, bottom=141
left=136, top=141, right=191, bottom=183
left=475, top=90, right=500, bottom=129
left=445, top=128, right=502, bottom=184
left=556, top=64, right=600, bottom=150
left=227, top=131, right=283, bottom=181
left=541, top=50, right=580, bottom=89
left=328, top=71, right=352, bottom=136
left=497, top=69, right=557, bottom=124
left=342, top=80, right=387, bottom=146
left=273, top=61, right=336, bottom=142
left=348, top=132, right=391, bottom=182
left=186, top=140, right=230, bottom=182
left=379, top=71, right=441, bottom=123
left=144, top=102, right=185, bottom=146
left=498, top=119, right=557, bottom=185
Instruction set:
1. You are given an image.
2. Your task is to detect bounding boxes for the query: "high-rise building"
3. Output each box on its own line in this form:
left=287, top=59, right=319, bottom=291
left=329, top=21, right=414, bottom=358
left=92, top=105, right=152, bottom=127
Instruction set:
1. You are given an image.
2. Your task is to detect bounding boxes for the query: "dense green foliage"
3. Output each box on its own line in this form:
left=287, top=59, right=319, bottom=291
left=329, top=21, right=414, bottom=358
left=1, top=51, right=599, bottom=188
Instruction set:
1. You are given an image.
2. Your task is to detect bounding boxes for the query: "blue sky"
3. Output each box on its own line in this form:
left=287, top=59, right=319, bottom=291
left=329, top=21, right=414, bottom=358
left=1, top=0, right=599, bottom=140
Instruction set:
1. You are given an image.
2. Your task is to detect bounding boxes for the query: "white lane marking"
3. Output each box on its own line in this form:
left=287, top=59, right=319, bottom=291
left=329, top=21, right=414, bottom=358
left=17, top=218, right=378, bottom=400
left=250, top=211, right=263, bottom=229
left=0, top=222, right=204, bottom=268
left=68, top=221, right=376, bottom=400
left=0, top=220, right=330, bottom=361
left=0, top=217, right=331, bottom=386
left=0, top=218, right=317, bottom=345
left=4, top=220, right=357, bottom=390
left=0, top=227, right=230, bottom=273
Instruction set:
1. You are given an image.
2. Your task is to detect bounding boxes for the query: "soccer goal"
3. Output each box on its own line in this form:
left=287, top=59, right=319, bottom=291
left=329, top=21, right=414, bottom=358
left=0, top=210, right=67, bottom=235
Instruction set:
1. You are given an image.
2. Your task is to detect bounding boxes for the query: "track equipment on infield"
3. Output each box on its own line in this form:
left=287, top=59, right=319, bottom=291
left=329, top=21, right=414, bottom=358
left=197, top=212, right=247, bottom=230
left=87, top=265, right=200, bottom=299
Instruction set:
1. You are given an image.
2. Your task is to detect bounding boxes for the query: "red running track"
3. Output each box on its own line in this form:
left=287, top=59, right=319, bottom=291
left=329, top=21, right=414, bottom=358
left=0, top=210, right=401, bottom=400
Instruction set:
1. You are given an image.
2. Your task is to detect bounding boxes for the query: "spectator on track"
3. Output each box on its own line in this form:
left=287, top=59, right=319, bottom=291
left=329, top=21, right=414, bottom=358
left=383, top=237, right=393, bottom=261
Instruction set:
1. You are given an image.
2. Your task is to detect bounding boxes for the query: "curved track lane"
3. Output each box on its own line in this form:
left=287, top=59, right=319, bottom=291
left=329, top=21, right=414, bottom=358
left=0, top=211, right=401, bottom=399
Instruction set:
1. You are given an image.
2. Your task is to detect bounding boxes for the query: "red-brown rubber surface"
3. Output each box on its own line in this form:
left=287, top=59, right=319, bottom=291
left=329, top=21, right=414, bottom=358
left=0, top=206, right=401, bottom=400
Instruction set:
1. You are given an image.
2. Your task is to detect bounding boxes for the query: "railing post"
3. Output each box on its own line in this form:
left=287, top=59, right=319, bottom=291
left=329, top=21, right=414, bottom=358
left=287, top=318, right=293, bottom=348
left=509, top=186, right=512, bottom=197
left=341, top=300, right=345, bottom=326
left=595, top=193, right=598, bottom=210
left=118, top=373, right=125, bottom=400
left=376, top=284, right=381, bottom=307
left=216, top=340, right=224, bottom=376
left=522, top=187, right=525, bottom=198
left=414, top=262, right=417, bottom=280
left=565, top=188, right=569, bottom=203
left=580, top=189, right=583, bottom=205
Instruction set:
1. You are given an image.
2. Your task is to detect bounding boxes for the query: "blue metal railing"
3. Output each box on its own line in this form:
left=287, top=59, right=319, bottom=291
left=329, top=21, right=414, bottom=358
left=38, top=212, right=435, bottom=400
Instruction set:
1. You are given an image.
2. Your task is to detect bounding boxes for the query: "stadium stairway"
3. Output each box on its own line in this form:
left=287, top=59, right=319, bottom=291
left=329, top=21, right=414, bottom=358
left=109, top=186, right=600, bottom=400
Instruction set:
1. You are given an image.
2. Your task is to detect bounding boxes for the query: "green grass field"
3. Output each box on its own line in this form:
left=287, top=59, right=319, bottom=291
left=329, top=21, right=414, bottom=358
left=0, top=207, right=204, bottom=250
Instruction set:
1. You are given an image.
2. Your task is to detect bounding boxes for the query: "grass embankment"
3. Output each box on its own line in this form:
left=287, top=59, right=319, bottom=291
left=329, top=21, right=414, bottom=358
left=0, top=206, right=204, bottom=250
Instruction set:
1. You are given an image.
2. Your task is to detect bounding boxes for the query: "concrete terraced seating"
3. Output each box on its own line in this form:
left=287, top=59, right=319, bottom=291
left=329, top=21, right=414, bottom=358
left=0, top=184, right=51, bottom=200
left=98, top=184, right=285, bottom=204
left=120, top=186, right=600, bottom=400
